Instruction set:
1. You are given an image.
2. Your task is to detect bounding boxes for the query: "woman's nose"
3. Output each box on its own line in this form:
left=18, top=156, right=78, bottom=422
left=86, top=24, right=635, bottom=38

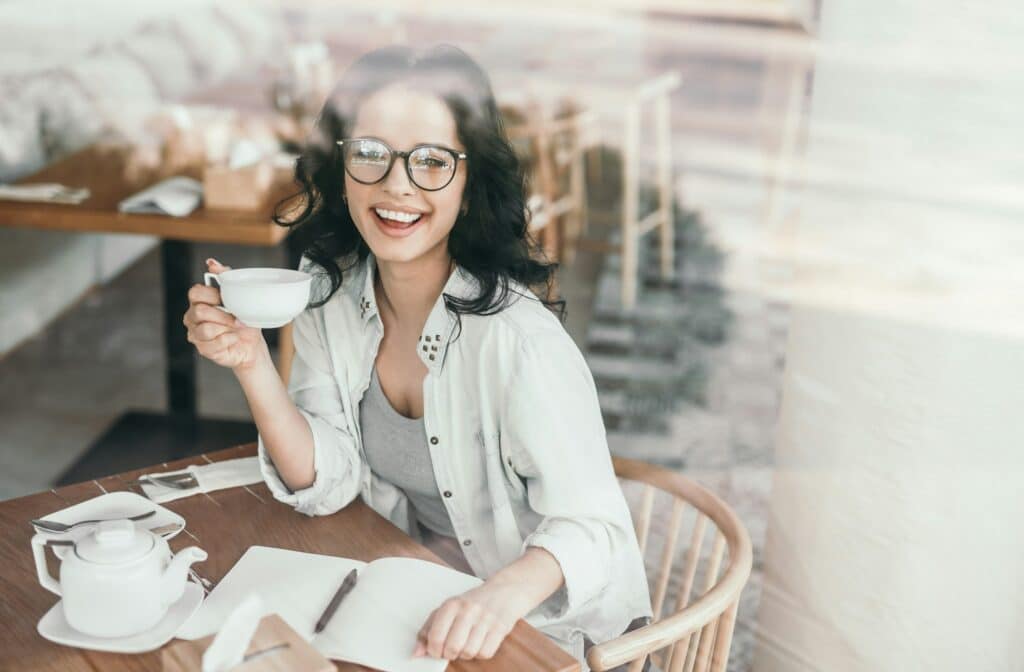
left=382, top=155, right=415, bottom=194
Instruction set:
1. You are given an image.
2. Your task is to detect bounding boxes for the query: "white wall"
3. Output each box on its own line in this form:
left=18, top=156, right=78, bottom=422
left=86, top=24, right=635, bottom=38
left=755, top=308, right=1024, bottom=671
left=752, top=1, right=1024, bottom=670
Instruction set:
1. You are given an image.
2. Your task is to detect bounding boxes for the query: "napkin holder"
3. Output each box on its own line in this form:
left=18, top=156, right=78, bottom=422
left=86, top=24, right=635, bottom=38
left=202, top=160, right=273, bottom=211
left=161, top=613, right=332, bottom=672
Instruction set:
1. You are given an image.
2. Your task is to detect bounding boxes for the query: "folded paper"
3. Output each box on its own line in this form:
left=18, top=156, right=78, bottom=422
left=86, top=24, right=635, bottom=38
left=139, top=457, right=263, bottom=504
left=118, top=176, right=202, bottom=217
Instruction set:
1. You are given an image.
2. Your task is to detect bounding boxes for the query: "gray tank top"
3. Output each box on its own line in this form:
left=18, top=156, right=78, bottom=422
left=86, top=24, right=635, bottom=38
left=359, top=368, right=456, bottom=537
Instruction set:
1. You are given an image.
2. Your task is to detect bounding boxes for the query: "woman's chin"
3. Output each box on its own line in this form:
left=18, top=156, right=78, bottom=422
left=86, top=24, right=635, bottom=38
left=361, top=221, right=451, bottom=265
left=367, top=236, right=433, bottom=264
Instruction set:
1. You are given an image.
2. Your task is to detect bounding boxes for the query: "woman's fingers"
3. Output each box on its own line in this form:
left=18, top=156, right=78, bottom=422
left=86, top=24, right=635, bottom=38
left=185, top=258, right=233, bottom=322
left=458, top=622, right=489, bottom=660
left=206, top=257, right=232, bottom=274
left=188, top=302, right=238, bottom=328
left=182, top=258, right=266, bottom=370
left=423, top=602, right=460, bottom=659
left=205, top=329, right=241, bottom=354
left=478, top=625, right=508, bottom=659
left=187, top=327, right=236, bottom=352
left=192, top=321, right=231, bottom=342
left=196, top=302, right=238, bottom=327
left=187, top=283, right=222, bottom=307
left=415, top=591, right=517, bottom=662
left=441, top=608, right=478, bottom=660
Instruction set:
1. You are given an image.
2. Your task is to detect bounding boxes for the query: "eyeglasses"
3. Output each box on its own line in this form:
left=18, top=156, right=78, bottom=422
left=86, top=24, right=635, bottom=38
left=337, top=137, right=467, bottom=191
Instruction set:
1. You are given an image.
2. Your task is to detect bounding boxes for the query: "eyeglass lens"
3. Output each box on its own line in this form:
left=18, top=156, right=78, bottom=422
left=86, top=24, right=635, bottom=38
left=343, top=139, right=457, bottom=190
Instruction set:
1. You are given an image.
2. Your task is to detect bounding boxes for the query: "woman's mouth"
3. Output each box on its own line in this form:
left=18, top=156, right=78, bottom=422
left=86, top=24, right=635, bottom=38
left=370, top=207, right=426, bottom=238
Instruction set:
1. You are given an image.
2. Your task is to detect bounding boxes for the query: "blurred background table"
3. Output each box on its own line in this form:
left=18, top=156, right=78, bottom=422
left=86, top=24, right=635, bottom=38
left=0, top=146, right=300, bottom=482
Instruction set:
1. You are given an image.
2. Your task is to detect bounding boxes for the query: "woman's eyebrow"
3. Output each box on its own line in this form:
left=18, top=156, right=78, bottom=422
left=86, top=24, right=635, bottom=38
left=351, top=135, right=459, bottom=149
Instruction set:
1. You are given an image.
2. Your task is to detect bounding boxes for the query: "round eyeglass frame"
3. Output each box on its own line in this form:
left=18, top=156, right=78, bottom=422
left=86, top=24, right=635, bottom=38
left=336, top=138, right=468, bottom=192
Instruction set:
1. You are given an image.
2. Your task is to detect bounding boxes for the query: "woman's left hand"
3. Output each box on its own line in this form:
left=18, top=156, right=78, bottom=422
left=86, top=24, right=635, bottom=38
left=414, top=579, right=534, bottom=660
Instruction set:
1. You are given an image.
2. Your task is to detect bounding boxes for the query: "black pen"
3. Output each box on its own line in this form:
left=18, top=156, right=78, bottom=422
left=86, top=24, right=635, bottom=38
left=314, top=568, right=359, bottom=635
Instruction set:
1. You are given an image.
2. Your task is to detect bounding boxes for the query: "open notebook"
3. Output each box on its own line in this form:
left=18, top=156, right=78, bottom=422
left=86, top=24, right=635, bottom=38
left=176, top=546, right=483, bottom=672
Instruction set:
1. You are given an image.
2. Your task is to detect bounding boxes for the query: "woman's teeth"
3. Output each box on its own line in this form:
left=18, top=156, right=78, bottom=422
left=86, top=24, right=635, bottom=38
left=374, top=208, right=422, bottom=224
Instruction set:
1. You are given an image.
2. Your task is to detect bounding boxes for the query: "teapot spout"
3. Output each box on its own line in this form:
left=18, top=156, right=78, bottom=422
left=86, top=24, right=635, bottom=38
left=161, top=546, right=208, bottom=606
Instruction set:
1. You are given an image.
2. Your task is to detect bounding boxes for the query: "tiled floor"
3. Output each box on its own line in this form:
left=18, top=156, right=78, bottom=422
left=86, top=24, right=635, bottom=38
left=0, top=242, right=285, bottom=495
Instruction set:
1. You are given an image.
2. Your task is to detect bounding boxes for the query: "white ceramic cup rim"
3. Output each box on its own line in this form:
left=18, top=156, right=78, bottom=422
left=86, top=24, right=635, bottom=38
left=209, top=268, right=311, bottom=287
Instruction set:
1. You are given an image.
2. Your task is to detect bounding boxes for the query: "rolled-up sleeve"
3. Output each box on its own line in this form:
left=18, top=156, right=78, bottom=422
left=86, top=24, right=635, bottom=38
left=505, top=329, right=638, bottom=619
left=258, top=304, right=362, bottom=517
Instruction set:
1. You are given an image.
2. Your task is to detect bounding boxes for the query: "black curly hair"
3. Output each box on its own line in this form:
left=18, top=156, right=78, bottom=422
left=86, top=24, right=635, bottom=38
left=274, top=44, right=563, bottom=321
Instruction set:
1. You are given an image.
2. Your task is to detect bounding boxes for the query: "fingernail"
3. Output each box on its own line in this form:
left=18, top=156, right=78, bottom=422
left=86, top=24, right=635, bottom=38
left=206, top=258, right=216, bottom=266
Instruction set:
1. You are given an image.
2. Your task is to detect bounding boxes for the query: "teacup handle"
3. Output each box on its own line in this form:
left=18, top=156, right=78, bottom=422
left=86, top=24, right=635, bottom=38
left=202, top=273, right=231, bottom=314
left=31, top=534, right=67, bottom=596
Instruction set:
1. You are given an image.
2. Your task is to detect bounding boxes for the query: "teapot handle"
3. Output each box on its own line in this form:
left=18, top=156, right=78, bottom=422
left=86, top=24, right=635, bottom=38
left=31, top=534, right=67, bottom=596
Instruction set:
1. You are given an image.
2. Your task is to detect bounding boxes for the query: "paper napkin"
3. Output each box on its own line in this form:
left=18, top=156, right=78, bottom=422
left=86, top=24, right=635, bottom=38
left=118, top=176, right=202, bottom=217
left=0, top=183, right=90, bottom=204
left=139, top=457, right=264, bottom=503
left=201, top=595, right=266, bottom=672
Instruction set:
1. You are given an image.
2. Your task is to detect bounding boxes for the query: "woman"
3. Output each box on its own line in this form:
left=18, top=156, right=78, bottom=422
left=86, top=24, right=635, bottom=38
left=183, top=44, right=651, bottom=667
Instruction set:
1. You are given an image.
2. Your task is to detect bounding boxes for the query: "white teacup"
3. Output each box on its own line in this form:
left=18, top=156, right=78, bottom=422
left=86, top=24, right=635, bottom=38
left=204, top=267, right=311, bottom=328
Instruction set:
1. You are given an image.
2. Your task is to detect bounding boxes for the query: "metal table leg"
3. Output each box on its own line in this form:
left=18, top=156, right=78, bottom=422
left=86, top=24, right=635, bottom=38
left=161, top=239, right=197, bottom=418
left=57, top=238, right=258, bottom=484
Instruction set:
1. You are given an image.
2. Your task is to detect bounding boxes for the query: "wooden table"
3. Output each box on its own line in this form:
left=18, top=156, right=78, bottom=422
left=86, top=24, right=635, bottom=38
left=0, top=443, right=579, bottom=672
left=0, top=145, right=300, bottom=478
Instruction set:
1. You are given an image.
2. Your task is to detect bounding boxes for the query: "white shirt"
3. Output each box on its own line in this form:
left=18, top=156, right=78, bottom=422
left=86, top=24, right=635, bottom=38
left=258, top=253, right=652, bottom=661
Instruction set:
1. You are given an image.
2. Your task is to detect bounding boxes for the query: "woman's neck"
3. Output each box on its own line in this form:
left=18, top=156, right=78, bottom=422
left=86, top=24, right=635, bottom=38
left=374, top=250, right=454, bottom=329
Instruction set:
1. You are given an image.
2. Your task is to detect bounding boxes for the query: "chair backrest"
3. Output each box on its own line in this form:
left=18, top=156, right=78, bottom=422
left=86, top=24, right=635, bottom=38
left=587, top=457, right=753, bottom=672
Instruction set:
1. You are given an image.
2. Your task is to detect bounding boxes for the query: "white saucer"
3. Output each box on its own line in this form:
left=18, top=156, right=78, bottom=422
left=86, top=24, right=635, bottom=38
left=35, top=491, right=185, bottom=550
left=37, top=581, right=204, bottom=654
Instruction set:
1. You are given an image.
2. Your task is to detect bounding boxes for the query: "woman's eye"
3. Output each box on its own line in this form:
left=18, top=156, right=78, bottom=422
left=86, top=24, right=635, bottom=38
left=415, top=154, right=449, bottom=169
left=408, top=148, right=449, bottom=169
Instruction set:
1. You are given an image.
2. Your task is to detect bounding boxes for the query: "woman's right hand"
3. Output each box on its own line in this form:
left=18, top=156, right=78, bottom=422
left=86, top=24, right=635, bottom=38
left=183, top=259, right=268, bottom=371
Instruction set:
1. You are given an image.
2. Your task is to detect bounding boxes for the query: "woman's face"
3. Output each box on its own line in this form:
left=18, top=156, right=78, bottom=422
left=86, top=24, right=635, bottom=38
left=344, top=83, right=467, bottom=265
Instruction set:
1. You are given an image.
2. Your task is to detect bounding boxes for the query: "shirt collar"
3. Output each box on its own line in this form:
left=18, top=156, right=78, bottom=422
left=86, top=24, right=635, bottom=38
left=354, top=253, right=479, bottom=371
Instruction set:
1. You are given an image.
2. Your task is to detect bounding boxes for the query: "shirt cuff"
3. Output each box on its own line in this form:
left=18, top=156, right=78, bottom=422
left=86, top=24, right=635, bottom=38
left=257, top=409, right=357, bottom=516
left=524, top=518, right=612, bottom=619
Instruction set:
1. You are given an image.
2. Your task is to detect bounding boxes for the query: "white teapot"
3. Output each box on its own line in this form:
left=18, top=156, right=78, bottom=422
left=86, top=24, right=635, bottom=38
left=31, top=519, right=207, bottom=638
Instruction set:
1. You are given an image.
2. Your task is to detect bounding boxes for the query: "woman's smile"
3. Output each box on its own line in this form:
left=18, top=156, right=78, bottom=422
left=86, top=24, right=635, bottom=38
left=370, top=206, right=430, bottom=238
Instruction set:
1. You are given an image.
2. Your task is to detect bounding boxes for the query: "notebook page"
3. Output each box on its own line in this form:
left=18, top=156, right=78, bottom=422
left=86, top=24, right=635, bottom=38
left=176, top=545, right=365, bottom=641
left=317, top=556, right=483, bottom=672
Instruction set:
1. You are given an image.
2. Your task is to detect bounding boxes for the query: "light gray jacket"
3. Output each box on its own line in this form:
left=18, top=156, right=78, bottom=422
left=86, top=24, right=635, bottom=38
left=258, top=254, right=652, bottom=659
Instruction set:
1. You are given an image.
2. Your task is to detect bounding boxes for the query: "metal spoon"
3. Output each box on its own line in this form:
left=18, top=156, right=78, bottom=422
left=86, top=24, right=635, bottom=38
left=30, top=510, right=156, bottom=533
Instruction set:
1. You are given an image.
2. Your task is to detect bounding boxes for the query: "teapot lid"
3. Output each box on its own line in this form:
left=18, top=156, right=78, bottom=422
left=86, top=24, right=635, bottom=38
left=75, top=519, right=154, bottom=565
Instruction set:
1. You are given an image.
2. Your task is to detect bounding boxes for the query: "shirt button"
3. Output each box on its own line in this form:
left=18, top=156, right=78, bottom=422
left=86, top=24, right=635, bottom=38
left=443, top=490, right=452, bottom=498
left=463, top=539, right=472, bottom=547
left=430, top=436, right=439, bottom=445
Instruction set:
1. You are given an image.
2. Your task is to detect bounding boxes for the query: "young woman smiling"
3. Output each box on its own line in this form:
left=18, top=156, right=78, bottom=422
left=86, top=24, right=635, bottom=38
left=183, top=45, right=651, bottom=668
